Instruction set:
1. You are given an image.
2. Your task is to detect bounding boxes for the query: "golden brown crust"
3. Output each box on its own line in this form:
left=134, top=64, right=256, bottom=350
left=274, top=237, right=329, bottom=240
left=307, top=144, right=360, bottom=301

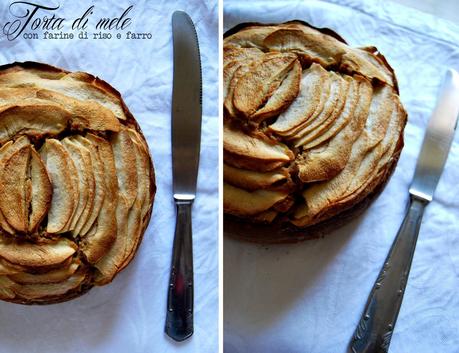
left=223, top=21, right=407, bottom=242
left=0, top=87, right=120, bottom=133
left=224, top=21, right=398, bottom=89
left=224, top=128, right=404, bottom=243
left=0, top=61, right=155, bottom=304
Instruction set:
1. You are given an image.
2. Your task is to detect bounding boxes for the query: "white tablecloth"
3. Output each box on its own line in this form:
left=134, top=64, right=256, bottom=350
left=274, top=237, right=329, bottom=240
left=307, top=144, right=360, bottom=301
left=224, top=1, right=459, bottom=352
left=0, top=0, right=218, bottom=352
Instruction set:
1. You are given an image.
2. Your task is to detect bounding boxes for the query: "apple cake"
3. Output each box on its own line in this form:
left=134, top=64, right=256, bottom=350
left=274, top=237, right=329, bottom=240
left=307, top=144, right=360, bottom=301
left=223, top=21, right=407, bottom=242
left=0, top=62, right=155, bottom=304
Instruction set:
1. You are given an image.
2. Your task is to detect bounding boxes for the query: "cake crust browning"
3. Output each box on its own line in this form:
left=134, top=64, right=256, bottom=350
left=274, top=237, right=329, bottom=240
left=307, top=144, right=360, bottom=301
left=0, top=62, right=155, bottom=304
left=223, top=21, right=406, bottom=243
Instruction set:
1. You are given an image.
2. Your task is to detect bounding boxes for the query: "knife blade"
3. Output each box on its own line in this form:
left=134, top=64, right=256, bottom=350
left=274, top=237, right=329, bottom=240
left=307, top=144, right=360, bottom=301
left=166, top=10, right=202, bottom=342
left=349, top=69, right=459, bottom=353
left=409, top=69, right=459, bottom=202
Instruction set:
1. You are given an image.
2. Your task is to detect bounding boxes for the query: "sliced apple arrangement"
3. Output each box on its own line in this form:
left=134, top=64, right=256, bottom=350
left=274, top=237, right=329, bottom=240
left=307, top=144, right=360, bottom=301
left=223, top=22, right=407, bottom=233
left=0, top=62, right=155, bottom=304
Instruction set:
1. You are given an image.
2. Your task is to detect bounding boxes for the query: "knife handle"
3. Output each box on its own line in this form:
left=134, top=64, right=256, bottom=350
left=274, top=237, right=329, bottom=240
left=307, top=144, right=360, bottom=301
left=349, top=196, right=426, bottom=353
left=165, top=200, right=194, bottom=341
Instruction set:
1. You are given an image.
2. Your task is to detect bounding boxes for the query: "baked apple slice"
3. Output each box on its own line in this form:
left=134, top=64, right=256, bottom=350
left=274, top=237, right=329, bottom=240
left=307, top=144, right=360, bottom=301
left=224, top=123, right=293, bottom=172
left=39, top=139, right=78, bottom=234
left=269, top=63, right=329, bottom=134
left=79, top=134, right=118, bottom=265
left=0, top=238, right=76, bottom=270
left=224, top=182, right=290, bottom=217
left=233, top=53, right=298, bottom=117
left=28, top=147, right=52, bottom=233
left=296, top=77, right=372, bottom=182
left=0, top=145, right=30, bottom=233
left=111, top=127, right=138, bottom=208
left=250, top=59, right=302, bottom=123
left=8, top=259, right=80, bottom=284
left=71, top=136, right=105, bottom=236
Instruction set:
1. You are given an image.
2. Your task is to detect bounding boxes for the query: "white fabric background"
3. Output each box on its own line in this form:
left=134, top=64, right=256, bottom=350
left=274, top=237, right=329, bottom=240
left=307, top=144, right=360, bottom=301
left=0, top=1, right=218, bottom=352
left=224, top=1, right=459, bottom=352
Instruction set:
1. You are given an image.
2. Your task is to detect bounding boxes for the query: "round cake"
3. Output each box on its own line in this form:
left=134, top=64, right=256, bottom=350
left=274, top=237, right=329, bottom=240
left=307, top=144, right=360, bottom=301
left=223, top=21, right=407, bottom=242
left=0, top=62, right=155, bottom=304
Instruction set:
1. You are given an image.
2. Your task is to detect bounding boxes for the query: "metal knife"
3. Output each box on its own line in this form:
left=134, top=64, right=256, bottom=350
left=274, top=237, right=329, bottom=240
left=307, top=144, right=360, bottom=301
left=349, top=68, right=459, bottom=353
left=166, top=10, right=202, bottom=342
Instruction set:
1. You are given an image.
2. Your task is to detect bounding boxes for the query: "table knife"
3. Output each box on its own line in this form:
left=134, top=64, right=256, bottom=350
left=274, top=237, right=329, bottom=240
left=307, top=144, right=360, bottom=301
left=165, top=10, right=202, bottom=342
left=349, top=68, right=459, bottom=353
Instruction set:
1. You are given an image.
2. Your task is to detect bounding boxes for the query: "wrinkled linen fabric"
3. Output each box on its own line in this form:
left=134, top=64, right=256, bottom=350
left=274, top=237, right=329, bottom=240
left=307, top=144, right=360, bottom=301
left=0, top=0, right=218, bottom=352
left=224, top=1, right=459, bottom=352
